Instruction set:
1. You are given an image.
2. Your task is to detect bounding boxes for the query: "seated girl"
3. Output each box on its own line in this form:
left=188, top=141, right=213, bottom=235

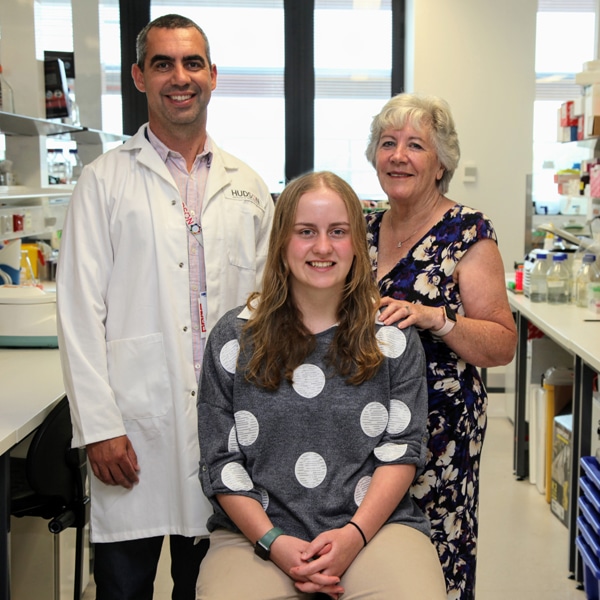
left=196, top=171, right=446, bottom=600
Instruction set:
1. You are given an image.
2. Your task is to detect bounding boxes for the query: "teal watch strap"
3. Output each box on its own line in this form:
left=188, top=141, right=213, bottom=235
left=254, top=527, right=284, bottom=560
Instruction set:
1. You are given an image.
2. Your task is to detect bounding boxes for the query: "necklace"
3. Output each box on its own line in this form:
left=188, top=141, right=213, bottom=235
left=388, top=211, right=426, bottom=248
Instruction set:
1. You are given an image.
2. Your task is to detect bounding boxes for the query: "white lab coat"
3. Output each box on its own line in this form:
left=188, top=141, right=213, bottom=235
left=57, top=125, right=274, bottom=542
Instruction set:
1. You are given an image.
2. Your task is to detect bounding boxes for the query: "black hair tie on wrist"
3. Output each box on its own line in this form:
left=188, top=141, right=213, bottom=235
left=348, top=520, right=367, bottom=547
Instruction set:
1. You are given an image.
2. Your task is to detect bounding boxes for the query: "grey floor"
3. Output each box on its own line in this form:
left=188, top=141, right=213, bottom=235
left=82, top=395, right=587, bottom=599
left=477, top=399, right=584, bottom=599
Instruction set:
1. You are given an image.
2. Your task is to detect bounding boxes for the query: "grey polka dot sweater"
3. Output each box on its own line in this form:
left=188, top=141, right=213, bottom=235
left=197, top=306, right=431, bottom=541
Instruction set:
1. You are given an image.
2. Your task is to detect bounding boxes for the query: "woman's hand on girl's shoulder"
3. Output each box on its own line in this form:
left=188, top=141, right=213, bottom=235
left=378, top=296, right=442, bottom=331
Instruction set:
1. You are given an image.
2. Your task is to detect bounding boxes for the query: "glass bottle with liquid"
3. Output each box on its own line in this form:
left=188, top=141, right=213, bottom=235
left=547, top=253, right=570, bottom=304
left=47, top=149, right=59, bottom=184
left=575, top=254, right=600, bottom=308
left=68, top=149, right=83, bottom=183
left=54, top=149, right=71, bottom=184
left=529, top=252, right=549, bottom=302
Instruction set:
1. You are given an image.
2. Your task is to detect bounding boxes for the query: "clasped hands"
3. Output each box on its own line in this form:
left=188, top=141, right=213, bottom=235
left=270, top=524, right=365, bottom=599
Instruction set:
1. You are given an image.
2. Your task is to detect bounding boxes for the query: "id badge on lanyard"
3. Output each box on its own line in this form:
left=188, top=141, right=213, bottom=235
left=182, top=201, right=207, bottom=337
left=182, top=200, right=204, bottom=247
left=198, top=292, right=208, bottom=339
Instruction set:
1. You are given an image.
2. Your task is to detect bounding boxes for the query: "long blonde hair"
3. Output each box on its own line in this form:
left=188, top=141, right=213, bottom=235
left=243, top=171, right=383, bottom=390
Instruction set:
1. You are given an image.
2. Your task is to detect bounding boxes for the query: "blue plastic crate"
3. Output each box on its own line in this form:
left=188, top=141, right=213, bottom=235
left=580, top=516, right=600, bottom=556
left=580, top=496, right=600, bottom=537
left=582, top=456, right=600, bottom=489
left=581, top=476, right=600, bottom=514
left=576, top=536, right=600, bottom=600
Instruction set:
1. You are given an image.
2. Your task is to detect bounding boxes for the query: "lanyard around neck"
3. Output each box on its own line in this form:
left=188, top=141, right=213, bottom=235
left=181, top=200, right=203, bottom=247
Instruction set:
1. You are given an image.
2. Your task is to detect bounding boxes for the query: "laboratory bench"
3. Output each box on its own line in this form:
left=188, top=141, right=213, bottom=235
left=0, top=348, right=65, bottom=600
left=509, top=292, right=600, bottom=584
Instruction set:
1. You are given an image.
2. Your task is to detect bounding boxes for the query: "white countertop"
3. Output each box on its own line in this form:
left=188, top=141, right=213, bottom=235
left=508, top=291, right=600, bottom=373
left=0, top=348, right=64, bottom=455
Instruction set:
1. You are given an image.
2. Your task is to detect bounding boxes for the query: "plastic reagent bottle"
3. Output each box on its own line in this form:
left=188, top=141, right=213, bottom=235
left=575, top=254, right=600, bottom=308
left=54, top=149, right=70, bottom=184
left=47, top=149, right=58, bottom=184
left=546, top=253, right=570, bottom=304
left=529, top=252, right=549, bottom=302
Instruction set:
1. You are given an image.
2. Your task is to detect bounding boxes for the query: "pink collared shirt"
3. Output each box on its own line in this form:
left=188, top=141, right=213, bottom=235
left=146, top=126, right=211, bottom=383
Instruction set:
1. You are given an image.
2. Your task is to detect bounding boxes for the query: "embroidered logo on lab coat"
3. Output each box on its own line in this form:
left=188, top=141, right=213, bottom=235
left=226, top=188, right=261, bottom=207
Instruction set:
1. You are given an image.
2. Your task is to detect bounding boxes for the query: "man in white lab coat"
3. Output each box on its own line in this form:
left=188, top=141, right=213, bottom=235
left=56, top=14, right=274, bottom=600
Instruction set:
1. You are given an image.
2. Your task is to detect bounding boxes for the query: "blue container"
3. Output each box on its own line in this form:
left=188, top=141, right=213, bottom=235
left=580, top=516, right=600, bottom=556
left=577, top=536, right=600, bottom=600
left=582, top=457, right=600, bottom=489
left=580, top=495, right=600, bottom=537
left=582, top=476, right=600, bottom=514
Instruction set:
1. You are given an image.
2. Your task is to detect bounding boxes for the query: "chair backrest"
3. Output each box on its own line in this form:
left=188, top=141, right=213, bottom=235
left=26, top=396, right=77, bottom=503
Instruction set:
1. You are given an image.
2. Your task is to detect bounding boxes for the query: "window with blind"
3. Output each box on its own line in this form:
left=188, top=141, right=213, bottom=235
left=313, top=0, right=392, bottom=199
left=533, top=0, right=597, bottom=207
left=149, top=0, right=392, bottom=195
left=150, top=1, right=286, bottom=191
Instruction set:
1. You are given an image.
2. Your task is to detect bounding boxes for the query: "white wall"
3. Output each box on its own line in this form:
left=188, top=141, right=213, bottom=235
left=0, top=0, right=45, bottom=118
left=405, top=0, right=538, bottom=271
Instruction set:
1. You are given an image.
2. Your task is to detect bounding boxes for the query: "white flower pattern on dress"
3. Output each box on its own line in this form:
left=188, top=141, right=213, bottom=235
left=366, top=204, right=496, bottom=600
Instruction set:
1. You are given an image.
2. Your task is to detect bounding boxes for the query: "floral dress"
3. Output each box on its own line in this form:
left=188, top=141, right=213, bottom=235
left=366, top=204, right=497, bottom=600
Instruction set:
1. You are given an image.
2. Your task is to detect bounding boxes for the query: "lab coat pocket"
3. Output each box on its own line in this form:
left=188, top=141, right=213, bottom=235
left=106, top=332, right=171, bottom=421
left=224, top=205, right=260, bottom=271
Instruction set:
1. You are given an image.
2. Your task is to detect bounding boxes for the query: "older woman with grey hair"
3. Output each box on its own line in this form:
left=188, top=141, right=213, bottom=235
left=368, top=93, right=516, bottom=600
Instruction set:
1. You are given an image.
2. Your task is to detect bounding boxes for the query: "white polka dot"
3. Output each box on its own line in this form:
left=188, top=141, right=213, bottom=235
left=360, top=402, right=388, bottom=437
left=387, top=400, right=412, bottom=434
left=221, top=462, right=253, bottom=491
left=374, top=443, right=408, bottom=462
left=220, top=340, right=240, bottom=373
left=234, top=411, right=259, bottom=446
left=292, top=364, right=326, bottom=398
left=227, top=426, right=239, bottom=452
left=258, top=487, right=270, bottom=510
left=295, top=452, right=327, bottom=488
left=376, top=327, right=407, bottom=358
left=354, top=476, right=371, bottom=506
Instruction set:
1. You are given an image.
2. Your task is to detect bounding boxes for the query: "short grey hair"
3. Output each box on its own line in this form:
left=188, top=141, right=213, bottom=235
left=365, top=93, right=460, bottom=194
left=135, top=14, right=212, bottom=71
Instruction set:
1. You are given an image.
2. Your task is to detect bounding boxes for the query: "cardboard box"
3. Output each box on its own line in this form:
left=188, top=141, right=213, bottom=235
left=584, top=84, right=600, bottom=138
left=554, top=170, right=580, bottom=195
left=588, top=116, right=600, bottom=138
left=561, top=100, right=578, bottom=127
left=591, top=165, right=600, bottom=199
left=557, top=125, right=578, bottom=142
left=578, top=115, right=585, bottom=140
left=551, top=413, right=572, bottom=527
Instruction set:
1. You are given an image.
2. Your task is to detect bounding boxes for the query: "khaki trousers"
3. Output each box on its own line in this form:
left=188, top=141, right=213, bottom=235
left=196, top=523, right=447, bottom=600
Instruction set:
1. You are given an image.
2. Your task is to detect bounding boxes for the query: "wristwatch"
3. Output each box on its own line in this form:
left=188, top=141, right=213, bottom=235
left=431, top=305, right=457, bottom=337
left=254, top=527, right=284, bottom=561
